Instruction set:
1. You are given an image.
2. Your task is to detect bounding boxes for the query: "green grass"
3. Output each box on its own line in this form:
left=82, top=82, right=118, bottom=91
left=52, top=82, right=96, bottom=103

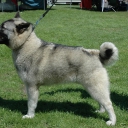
left=0, top=5, right=128, bottom=128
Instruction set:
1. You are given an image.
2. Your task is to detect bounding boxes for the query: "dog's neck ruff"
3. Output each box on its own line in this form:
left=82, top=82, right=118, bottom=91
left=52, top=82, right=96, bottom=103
left=14, top=29, right=33, bottom=51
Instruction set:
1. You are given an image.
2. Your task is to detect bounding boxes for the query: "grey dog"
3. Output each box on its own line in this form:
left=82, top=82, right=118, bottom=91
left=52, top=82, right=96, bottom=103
left=0, top=12, right=118, bottom=125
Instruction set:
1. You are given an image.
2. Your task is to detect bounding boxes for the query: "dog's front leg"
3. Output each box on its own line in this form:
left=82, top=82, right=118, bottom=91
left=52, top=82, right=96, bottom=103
left=22, top=84, right=39, bottom=119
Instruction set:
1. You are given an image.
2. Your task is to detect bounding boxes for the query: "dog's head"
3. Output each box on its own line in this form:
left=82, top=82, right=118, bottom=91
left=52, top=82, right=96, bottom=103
left=0, top=12, right=33, bottom=49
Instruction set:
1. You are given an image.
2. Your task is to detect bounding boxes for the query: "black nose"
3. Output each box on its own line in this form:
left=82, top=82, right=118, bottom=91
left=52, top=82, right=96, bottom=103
left=0, top=31, right=9, bottom=45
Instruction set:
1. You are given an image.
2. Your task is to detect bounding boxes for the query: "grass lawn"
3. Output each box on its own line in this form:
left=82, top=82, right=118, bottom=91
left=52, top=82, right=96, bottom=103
left=0, top=5, right=128, bottom=128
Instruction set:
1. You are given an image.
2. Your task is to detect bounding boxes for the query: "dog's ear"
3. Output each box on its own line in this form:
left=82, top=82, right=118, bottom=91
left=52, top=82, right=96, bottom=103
left=15, top=11, right=20, bottom=18
left=16, top=23, right=31, bottom=34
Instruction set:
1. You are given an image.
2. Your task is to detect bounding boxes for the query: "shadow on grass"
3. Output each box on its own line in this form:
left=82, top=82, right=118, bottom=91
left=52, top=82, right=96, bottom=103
left=0, top=88, right=112, bottom=120
left=0, top=87, right=127, bottom=120
left=42, top=88, right=90, bottom=98
left=111, top=91, right=128, bottom=110
left=43, top=88, right=128, bottom=111
left=0, top=98, right=98, bottom=118
left=37, top=100, right=96, bottom=118
left=50, top=88, right=128, bottom=111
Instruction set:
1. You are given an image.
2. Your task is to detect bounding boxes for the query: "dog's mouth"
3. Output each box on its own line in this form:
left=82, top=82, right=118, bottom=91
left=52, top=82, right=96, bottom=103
left=0, top=34, right=5, bottom=42
left=0, top=31, right=9, bottom=45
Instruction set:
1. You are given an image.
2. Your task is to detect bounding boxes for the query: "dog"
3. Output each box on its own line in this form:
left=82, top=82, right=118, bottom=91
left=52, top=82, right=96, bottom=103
left=0, top=12, right=118, bottom=125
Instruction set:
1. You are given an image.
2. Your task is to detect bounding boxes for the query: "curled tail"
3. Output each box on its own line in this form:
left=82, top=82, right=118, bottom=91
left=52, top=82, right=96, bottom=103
left=99, top=42, right=118, bottom=66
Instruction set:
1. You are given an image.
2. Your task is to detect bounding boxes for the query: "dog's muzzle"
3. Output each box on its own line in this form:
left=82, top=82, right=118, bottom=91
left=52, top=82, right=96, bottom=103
left=0, top=31, right=9, bottom=45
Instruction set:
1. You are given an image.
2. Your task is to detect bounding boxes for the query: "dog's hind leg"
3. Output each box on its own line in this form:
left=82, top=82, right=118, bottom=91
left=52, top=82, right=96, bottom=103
left=81, top=69, right=116, bottom=125
left=86, top=85, right=116, bottom=125
left=22, top=84, right=39, bottom=119
left=96, top=104, right=105, bottom=113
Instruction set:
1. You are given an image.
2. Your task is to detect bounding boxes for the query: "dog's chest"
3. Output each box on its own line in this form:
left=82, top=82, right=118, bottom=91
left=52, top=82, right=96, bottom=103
left=12, top=52, right=32, bottom=80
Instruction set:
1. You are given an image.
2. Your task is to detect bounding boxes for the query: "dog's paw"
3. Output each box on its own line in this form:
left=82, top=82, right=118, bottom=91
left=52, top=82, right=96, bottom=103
left=106, top=120, right=115, bottom=126
left=22, top=114, right=34, bottom=119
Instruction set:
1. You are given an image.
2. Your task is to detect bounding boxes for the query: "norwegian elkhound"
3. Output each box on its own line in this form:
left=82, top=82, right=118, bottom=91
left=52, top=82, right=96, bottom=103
left=0, top=12, right=118, bottom=125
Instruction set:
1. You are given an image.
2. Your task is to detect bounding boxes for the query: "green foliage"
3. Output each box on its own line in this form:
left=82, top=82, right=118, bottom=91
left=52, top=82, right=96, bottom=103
left=0, top=5, right=128, bottom=128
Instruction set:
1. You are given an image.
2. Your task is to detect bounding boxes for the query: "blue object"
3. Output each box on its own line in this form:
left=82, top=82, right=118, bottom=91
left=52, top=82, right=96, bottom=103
left=22, top=0, right=45, bottom=9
